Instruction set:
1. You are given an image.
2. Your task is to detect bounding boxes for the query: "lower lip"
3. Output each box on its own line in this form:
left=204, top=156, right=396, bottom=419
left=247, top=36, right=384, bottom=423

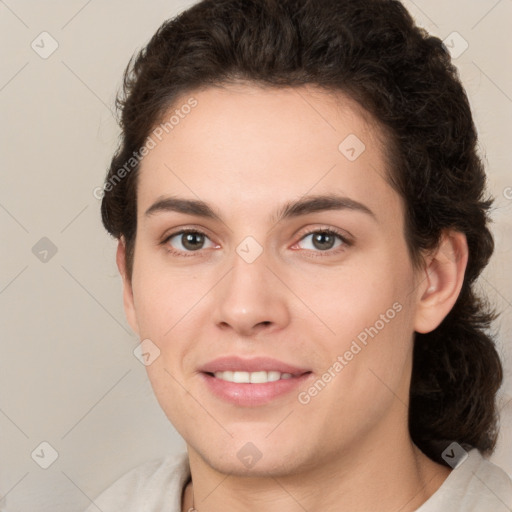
left=200, top=372, right=313, bottom=406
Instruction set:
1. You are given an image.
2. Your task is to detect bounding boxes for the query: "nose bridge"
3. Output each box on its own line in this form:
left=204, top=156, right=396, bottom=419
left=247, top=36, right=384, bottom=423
left=224, top=240, right=272, bottom=308
left=212, top=238, right=289, bottom=334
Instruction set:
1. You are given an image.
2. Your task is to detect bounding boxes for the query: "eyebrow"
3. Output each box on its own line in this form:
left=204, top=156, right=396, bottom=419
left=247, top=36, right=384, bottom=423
left=144, top=193, right=376, bottom=223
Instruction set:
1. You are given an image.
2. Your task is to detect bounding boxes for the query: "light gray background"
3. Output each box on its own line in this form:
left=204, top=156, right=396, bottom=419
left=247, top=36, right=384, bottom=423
left=1, top=1, right=511, bottom=510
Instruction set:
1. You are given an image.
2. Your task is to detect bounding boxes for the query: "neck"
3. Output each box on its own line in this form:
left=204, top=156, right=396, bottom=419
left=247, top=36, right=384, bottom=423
left=181, top=426, right=450, bottom=512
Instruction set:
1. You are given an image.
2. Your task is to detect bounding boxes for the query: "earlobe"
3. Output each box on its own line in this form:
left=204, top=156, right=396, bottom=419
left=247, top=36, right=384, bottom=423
left=414, top=231, right=468, bottom=334
left=116, top=237, right=140, bottom=336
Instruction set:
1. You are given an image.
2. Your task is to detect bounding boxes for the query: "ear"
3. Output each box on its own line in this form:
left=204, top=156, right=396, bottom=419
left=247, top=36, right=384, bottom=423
left=116, top=237, right=140, bottom=337
left=414, top=230, right=468, bottom=334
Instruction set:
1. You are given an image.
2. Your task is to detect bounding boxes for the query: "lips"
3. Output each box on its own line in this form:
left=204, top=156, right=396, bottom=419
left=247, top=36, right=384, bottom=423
left=198, top=356, right=313, bottom=406
left=199, top=356, right=311, bottom=376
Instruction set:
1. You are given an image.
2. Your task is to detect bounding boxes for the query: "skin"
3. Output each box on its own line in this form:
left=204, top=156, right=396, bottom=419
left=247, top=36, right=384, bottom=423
left=116, top=83, right=468, bottom=511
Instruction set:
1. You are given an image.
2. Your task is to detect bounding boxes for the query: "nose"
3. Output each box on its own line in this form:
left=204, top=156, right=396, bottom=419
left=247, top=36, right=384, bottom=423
left=212, top=247, right=291, bottom=337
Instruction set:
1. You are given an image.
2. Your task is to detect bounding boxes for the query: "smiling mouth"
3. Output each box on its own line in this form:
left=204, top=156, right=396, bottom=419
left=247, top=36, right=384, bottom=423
left=205, top=370, right=311, bottom=384
left=206, top=370, right=311, bottom=384
left=200, top=367, right=314, bottom=406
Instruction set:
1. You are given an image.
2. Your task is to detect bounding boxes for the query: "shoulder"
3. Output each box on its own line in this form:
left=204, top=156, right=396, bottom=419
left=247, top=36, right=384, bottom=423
left=418, top=448, right=512, bottom=511
left=83, top=451, right=190, bottom=512
left=468, top=451, right=512, bottom=508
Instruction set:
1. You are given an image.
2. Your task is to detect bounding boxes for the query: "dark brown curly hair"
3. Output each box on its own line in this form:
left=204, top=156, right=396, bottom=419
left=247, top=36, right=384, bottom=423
left=100, top=0, right=504, bottom=466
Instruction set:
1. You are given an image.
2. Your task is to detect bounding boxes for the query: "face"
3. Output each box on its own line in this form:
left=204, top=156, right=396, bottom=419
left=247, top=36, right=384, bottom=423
left=121, top=83, right=426, bottom=476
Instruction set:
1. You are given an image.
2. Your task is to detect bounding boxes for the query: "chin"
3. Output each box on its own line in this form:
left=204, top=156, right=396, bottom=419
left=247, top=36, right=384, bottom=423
left=188, top=433, right=315, bottom=478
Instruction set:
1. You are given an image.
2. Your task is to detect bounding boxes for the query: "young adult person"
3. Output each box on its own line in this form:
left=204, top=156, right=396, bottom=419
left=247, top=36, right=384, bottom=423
left=86, top=1, right=512, bottom=510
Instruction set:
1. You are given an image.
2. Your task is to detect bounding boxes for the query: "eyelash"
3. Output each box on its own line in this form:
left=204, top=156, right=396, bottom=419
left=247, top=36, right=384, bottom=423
left=160, top=227, right=351, bottom=258
left=291, top=227, right=351, bottom=257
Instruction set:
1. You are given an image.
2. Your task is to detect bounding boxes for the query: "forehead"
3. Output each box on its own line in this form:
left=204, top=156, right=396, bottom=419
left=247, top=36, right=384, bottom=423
left=136, top=83, right=403, bottom=226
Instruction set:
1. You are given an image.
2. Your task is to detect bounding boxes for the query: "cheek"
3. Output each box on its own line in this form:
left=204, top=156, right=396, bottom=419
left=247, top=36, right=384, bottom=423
left=295, top=260, right=406, bottom=339
left=130, top=252, right=205, bottom=338
left=298, top=250, right=416, bottom=390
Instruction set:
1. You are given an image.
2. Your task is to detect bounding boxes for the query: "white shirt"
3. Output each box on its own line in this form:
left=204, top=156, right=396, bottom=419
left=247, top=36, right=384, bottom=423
left=84, top=448, right=512, bottom=511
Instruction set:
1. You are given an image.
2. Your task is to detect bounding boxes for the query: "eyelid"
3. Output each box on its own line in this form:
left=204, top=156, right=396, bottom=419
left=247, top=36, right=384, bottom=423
left=294, top=225, right=352, bottom=244
left=162, top=227, right=218, bottom=256
left=290, top=226, right=352, bottom=256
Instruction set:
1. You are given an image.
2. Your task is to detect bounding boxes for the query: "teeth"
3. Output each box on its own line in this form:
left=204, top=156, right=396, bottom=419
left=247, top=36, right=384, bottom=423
left=213, top=370, right=294, bottom=383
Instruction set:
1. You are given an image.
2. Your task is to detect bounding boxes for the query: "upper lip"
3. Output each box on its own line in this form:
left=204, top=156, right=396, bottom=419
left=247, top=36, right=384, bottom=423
left=199, top=356, right=311, bottom=376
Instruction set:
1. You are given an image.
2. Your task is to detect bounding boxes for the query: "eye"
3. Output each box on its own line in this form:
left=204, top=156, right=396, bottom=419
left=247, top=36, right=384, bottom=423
left=163, top=229, right=217, bottom=255
left=293, top=228, right=350, bottom=254
left=161, top=227, right=351, bottom=258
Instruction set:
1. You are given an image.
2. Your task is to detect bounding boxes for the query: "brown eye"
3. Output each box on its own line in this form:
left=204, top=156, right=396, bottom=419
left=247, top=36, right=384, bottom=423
left=180, top=232, right=205, bottom=251
left=297, top=229, right=347, bottom=252
left=165, top=230, right=216, bottom=254
left=311, top=232, right=337, bottom=250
